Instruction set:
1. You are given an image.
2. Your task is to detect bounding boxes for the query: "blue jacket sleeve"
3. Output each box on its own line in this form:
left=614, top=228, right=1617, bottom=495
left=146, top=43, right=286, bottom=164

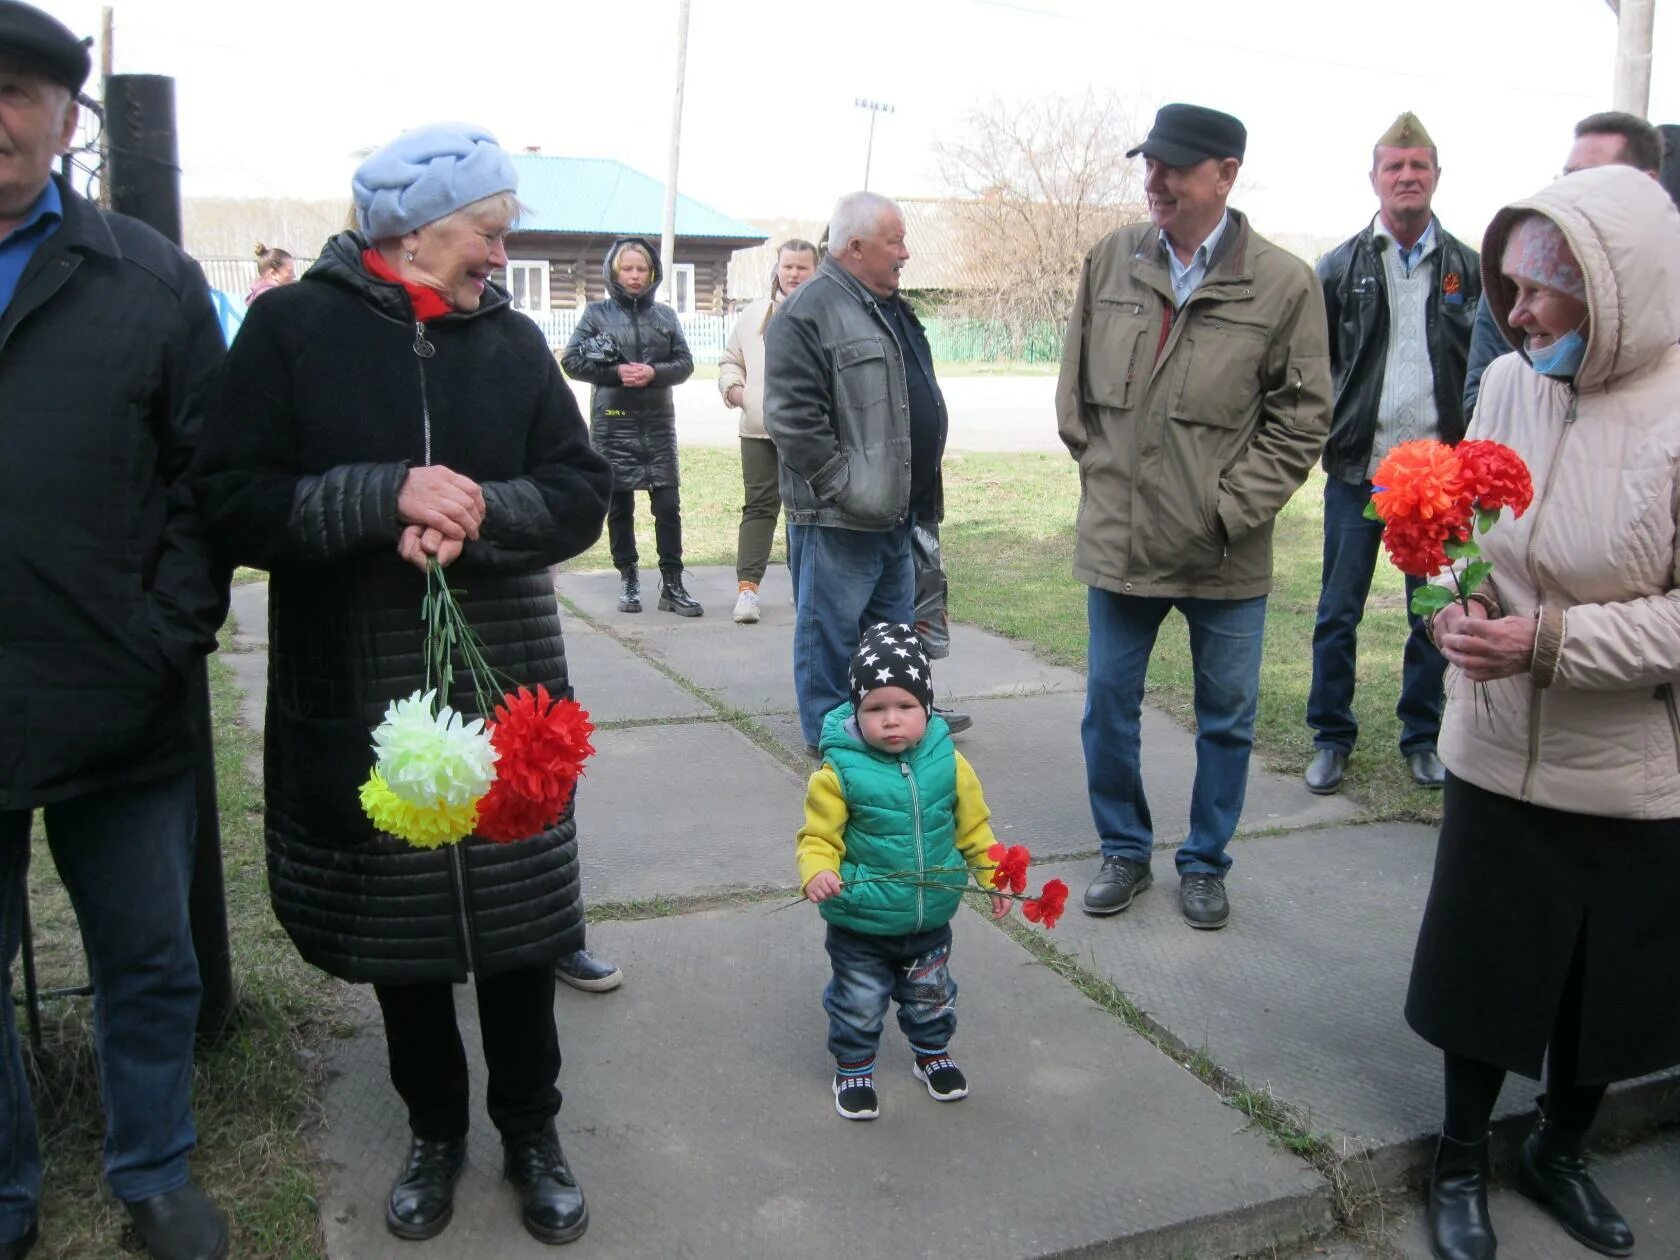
left=1461, top=295, right=1510, bottom=421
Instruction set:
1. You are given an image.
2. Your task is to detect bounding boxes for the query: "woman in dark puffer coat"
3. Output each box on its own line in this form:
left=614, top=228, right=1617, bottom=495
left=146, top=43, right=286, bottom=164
left=561, top=236, right=700, bottom=616
left=195, top=124, right=610, bottom=1247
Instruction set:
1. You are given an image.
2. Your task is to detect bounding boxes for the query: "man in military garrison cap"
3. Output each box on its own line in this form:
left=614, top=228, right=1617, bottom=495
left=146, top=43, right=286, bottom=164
left=1303, top=112, right=1481, bottom=797
left=1057, top=104, right=1332, bottom=932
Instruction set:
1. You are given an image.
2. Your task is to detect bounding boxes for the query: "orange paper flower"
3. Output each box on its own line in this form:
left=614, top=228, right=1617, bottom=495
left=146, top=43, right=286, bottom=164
left=1371, top=440, right=1467, bottom=524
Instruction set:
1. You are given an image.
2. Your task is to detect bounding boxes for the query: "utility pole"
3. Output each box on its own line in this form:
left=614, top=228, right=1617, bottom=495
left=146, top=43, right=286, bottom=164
left=854, top=98, right=894, bottom=191
left=1609, top=0, right=1655, bottom=117
left=659, top=0, right=691, bottom=309
left=98, top=6, right=113, bottom=206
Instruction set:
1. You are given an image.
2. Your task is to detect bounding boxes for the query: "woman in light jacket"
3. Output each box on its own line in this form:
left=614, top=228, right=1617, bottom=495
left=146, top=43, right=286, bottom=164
left=717, top=239, right=818, bottom=623
left=1406, top=165, right=1680, bottom=1260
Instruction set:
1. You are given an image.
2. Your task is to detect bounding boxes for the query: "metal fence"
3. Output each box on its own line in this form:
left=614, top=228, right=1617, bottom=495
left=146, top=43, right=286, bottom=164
left=524, top=310, right=732, bottom=364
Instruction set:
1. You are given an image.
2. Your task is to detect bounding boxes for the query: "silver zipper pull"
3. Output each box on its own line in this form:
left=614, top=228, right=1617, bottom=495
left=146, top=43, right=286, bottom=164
left=413, top=320, right=435, bottom=358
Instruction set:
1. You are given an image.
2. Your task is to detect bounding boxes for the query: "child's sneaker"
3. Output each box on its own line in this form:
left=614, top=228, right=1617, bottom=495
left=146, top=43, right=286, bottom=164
left=832, top=1072, right=879, bottom=1121
left=912, top=1053, right=969, bottom=1101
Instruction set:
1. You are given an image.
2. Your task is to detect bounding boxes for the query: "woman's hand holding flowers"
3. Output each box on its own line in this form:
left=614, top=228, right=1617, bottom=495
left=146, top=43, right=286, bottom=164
left=1440, top=614, right=1537, bottom=683
left=398, top=525, right=463, bottom=572
left=398, top=464, right=485, bottom=540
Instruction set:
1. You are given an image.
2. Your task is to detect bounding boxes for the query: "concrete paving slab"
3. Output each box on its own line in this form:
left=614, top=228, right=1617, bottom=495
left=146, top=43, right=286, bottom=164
left=220, top=647, right=267, bottom=734
left=757, top=693, right=1358, bottom=858
left=562, top=621, right=711, bottom=723
left=572, top=722, right=805, bottom=904
left=556, top=564, right=796, bottom=629
left=315, top=901, right=1331, bottom=1260
left=1028, top=829, right=1680, bottom=1187
left=227, top=579, right=269, bottom=648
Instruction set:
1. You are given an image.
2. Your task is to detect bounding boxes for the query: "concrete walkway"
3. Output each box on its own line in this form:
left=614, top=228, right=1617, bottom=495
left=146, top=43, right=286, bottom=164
left=221, top=570, right=1680, bottom=1259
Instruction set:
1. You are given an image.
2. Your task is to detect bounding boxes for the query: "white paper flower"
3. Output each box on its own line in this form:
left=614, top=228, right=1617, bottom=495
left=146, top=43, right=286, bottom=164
left=371, top=689, right=499, bottom=807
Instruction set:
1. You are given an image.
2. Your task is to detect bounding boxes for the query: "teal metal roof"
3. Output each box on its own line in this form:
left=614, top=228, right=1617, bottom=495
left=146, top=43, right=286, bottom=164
left=510, top=155, right=766, bottom=241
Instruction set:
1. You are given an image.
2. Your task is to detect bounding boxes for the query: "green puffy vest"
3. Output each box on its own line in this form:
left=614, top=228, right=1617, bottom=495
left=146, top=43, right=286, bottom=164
left=817, top=704, right=966, bottom=936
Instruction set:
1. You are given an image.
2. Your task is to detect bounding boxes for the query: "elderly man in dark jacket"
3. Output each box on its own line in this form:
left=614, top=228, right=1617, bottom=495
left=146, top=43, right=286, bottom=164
left=0, top=4, right=228, bottom=1258
left=1304, top=113, right=1479, bottom=796
left=765, top=191, right=952, bottom=752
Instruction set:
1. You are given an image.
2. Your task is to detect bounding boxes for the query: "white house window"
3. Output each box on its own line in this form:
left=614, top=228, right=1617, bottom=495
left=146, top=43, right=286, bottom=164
left=668, top=263, right=696, bottom=316
left=506, top=260, right=550, bottom=313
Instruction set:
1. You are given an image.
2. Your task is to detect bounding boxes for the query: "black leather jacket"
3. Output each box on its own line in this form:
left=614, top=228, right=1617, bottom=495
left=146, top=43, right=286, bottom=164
left=763, top=256, right=945, bottom=528
left=1316, top=220, right=1480, bottom=484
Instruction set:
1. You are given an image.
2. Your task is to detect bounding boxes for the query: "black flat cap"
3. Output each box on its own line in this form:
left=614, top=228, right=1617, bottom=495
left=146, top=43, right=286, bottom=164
left=0, top=0, right=92, bottom=93
left=1127, top=103, right=1247, bottom=166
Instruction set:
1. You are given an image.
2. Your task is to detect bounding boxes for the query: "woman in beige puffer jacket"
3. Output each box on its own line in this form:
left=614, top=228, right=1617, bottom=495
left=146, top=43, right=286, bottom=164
left=1405, top=165, right=1680, bottom=1260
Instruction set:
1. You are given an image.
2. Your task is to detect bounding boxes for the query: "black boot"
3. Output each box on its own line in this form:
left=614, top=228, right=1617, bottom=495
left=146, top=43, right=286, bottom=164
left=1516, top=1114, right=1634, bottom=1256
left=385, top=1136, right=466, bottom=1241
left=504, top=1124, right=589, bottom=1244
left=124, top=1182, right=229, bottom=1260
left=1428, top=1132, right=1497, bottom=1260
left=616, top=567, right=641, bottom=614
left=657, top=570, right=703, bottom=617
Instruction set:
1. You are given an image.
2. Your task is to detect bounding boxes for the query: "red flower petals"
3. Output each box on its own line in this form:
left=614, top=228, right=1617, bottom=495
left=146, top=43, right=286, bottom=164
left=987, top=842, right=1032, bottom=894
left=474, top=686, right=596, bottom=844
left=1454, top=440, right=1534, bottom=518
left=1023, top=879, right=1069, bottom=929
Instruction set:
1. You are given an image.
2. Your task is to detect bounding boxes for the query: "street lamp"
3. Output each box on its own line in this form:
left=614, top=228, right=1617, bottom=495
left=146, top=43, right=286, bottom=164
left=854, top=98, right=895, bottom=190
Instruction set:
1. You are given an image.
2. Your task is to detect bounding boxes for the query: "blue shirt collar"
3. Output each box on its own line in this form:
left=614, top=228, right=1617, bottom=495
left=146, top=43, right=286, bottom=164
left=1372, top=214, right=1437, bottom=276
left=1160, top=210, right=1230, bottom=307
left=1, top=179, right=63, bottom=247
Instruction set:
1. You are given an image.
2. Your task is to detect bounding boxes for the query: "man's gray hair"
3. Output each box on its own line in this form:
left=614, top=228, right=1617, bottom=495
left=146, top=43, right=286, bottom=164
left=827, top=191, right=901, bottom=255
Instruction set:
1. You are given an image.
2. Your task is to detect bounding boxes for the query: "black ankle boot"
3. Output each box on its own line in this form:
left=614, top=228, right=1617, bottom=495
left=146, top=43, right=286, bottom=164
left=657, top=571, right=703, bottom=617
left=617, top=567, right=641, bottom=614
left=124, top=1181, right=228, bottom=1260
left=1516, top=1115, right=1634, bottom=1256
left=1428, top=1132, right=1497, bottom=1260
left=386, top=1136, right=466, bottom=1241
left=503, top=1124, right=588, bottom=1244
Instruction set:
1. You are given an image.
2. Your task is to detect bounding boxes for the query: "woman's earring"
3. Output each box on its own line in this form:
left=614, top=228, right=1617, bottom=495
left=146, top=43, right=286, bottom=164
left=404, top=250, right=415, bottom=262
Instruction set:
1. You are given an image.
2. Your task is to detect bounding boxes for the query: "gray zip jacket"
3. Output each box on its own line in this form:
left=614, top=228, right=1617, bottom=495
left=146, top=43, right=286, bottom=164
left=763, top=255, right=938, bottom=529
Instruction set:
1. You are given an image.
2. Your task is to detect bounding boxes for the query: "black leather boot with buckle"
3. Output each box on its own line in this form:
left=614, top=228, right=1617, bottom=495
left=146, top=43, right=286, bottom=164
left=657, top=570, right=703, bottom=617
left=1516, top=1113, right=1634, bottom=1256
left=504, top=1124, right=589, bottom=1244
left=1427, top=1132, right=1497, bottom=1260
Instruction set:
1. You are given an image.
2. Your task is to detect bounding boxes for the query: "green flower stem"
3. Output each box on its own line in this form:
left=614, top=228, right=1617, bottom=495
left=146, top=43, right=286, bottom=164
left=424, top=560, right=518, bottom=718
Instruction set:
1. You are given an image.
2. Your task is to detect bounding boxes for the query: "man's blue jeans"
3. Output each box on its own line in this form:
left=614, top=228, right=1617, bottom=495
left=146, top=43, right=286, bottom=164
left=1307, top=475, right=1446, bottom=756
left=0, top=770, right=202, bottom=1237
left=822, top=922, right=957, bottom=1063
left=787, top=521, right=914, bottom=746
left=1083, top=587, right=1268, bottom=877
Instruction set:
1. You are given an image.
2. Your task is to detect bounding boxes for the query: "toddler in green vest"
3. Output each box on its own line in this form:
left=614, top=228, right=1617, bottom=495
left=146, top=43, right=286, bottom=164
left=796, top=622, right=1009, bottom=1121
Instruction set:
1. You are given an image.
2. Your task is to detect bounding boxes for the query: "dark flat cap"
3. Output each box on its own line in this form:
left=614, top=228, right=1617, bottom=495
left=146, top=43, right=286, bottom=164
left=0, top=0, right=92, bottom=93
left=1127, top=103, right=1247, bottom=166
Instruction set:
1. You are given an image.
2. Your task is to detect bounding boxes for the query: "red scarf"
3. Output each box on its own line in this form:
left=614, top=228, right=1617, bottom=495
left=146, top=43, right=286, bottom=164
left=362, top=248, right=453, bottom=322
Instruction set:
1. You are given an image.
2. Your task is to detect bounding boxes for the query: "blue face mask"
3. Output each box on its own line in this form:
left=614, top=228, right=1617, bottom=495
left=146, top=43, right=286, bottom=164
left=1527, top=326, right=1588, bottom=379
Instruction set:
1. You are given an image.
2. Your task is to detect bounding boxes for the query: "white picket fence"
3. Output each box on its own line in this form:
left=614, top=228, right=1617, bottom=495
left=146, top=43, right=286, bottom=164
left=523, top=310, right=732, bottom=364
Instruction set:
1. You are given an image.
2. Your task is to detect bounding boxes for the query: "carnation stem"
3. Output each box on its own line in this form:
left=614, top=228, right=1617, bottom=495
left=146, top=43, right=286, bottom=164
left=424, top=560, right=518, bottom=717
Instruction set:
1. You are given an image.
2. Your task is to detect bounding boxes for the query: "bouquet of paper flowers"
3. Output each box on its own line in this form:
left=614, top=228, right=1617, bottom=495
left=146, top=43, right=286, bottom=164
left=780, top=842, right=1071, bottom=929
left=358, top=561, right=596, bottom=849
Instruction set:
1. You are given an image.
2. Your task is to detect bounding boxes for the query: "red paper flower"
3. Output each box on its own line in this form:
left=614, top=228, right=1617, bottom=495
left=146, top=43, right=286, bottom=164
left=1022, top=879, right=1069, bottom=929
left=987, top=842, right=1032, bottom=894
left=1371, top=440, right=1467, bottom=524
left=474, top=686, right=596, bottom=844
left=1443, top=272, right=1461, bottom=296
left=1455, top=440, right=1534, bottom=518
left=1380, top=510, right=1471, bottom=578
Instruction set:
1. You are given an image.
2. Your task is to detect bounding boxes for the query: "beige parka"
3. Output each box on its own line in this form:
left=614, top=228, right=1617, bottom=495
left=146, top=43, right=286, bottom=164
left=1439, top=165, right=1680, bottom=819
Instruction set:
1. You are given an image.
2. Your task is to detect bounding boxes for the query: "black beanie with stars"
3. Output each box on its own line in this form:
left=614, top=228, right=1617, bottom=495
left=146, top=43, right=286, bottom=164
left=848, top=622, right=935, bottom=717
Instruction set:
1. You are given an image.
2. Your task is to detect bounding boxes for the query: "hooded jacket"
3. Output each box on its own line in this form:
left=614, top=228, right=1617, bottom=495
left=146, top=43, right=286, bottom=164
left=194, top=232, right=613, bottom=982
left=0, top=177, right=226, bottom=810
left=560, top=237, right=694, bottom=490
left=1437, top=167, right=1680, bottom=820
left=718, top=295, right=779, bottom=440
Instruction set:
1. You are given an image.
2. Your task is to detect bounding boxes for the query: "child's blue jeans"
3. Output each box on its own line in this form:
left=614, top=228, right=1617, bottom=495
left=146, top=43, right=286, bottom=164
left=822, top=921, right=957, bottom=1063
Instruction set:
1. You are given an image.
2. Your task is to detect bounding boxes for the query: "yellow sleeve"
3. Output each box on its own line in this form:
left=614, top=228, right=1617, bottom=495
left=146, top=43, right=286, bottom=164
left=952, top=752, right=1001, bottom=870
left=795, top=764, right=849, bottom=891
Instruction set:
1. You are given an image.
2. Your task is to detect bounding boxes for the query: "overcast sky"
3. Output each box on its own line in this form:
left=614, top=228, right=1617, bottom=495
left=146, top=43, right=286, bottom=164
left=38, top=0, right=1677, bottom=250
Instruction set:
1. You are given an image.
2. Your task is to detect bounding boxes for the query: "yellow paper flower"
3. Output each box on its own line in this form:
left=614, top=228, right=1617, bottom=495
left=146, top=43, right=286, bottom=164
left=359, top=771, right=482, bottom=849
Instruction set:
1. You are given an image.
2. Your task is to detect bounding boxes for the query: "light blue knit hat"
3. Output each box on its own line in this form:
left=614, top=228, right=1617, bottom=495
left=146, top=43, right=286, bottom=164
left=352, top=122, right=518, bottom=239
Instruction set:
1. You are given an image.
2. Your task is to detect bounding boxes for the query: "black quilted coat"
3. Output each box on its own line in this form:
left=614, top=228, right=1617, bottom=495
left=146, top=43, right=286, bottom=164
left=560, top=237, right=694, bottom=490
left=195, top=233, right=612, bottom=984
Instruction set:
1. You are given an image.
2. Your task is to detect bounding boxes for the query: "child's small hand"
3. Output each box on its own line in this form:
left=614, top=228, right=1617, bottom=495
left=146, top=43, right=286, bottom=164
left=805, top=871, right=842, bottom=903
left=989, top=893, right=1012, bottom=920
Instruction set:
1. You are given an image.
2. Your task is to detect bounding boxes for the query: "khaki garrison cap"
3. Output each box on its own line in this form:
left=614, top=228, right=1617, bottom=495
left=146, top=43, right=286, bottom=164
left=1377, top=112, right=1435, bottom=149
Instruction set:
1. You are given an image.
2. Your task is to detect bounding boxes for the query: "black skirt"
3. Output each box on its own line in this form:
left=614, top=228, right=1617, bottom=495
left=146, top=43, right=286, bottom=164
left=1405, top=774, right=1680, bottom=1084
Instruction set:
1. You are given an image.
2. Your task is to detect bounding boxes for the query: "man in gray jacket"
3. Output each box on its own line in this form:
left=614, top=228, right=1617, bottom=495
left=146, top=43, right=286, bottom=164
left=764, top=192, right=949, bottom=752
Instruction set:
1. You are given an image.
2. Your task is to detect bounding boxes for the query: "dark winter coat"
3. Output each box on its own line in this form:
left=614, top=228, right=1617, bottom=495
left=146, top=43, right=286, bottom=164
left=194, top=232, right=612, bottom=984
left=0, top=177, right=226, bottom=811
left=1315, top=220, right=1480, bottom=484
left=560, top=237, right=694, bottom=490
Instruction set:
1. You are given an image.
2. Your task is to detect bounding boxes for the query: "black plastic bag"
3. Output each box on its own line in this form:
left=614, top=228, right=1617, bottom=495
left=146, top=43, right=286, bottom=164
left=912, top=522, right=950, bottom=660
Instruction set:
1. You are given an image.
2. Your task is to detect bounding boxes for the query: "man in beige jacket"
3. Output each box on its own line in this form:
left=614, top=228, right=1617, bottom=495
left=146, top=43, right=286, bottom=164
left=1057, top=103, right=1332, bottom=930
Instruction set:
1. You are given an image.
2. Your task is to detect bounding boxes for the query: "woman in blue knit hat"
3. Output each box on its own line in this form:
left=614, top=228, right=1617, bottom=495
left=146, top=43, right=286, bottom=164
left=196, top=123, right=609, bottom=1246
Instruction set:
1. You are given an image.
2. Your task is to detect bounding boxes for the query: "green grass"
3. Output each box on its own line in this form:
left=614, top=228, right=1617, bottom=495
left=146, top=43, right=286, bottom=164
left=23, top=636, right=341, bottom=1258
left=567, top=447, right=1441, bottom=823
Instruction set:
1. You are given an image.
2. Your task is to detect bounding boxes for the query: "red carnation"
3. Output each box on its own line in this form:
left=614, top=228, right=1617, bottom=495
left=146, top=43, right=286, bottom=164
left=1022, top=879, right=1069, bottom=929
left=475, top=775, right=570, bottom=843
left=474, top=687, right=596, bottom=844
left=987, top=842, right=1032, bottom=894
left=1380, top=506, right=1473, bottom=578
left=1455, top=440, right=1534, bottom=518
